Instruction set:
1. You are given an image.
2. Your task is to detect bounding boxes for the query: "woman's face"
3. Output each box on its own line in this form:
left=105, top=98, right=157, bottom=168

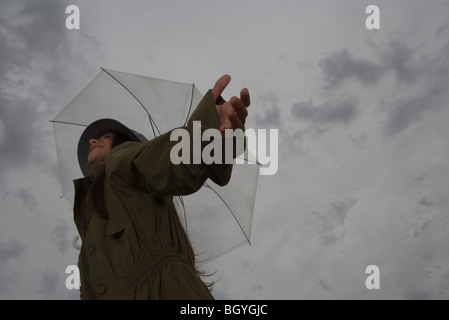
left=87, top=132, right=114, bottom=165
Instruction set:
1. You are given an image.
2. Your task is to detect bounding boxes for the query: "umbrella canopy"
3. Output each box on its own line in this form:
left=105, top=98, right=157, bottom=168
left=52, top=68, right=260, bottom=261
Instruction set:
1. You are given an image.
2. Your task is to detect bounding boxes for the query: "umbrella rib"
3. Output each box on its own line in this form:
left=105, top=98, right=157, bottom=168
left=183, top=83, right=195, bottom=126
left=49, top=120, right=87, bottom=127
left=237, top=156, right=262, bottom=166
left=204, top=182, right=251, bottom=245
left=101, top=67, right=162, bottom=137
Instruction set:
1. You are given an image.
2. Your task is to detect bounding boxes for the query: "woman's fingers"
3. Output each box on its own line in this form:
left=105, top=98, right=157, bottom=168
left=212, top=74, right=231, bottom=102
left=230, top=96, right=248, bottom=122
left=240, top=88, right=250, bottom=108
left=212, top=75, right=251, bottom=134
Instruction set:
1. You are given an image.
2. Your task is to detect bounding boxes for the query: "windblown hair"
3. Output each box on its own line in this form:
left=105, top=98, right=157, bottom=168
left=86, top=130, right=129, bottom=219
left=85, top=130, right=214, bottom=289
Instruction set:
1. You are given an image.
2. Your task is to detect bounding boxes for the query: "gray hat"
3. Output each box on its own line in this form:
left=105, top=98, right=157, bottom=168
left=77, top=118, right=147, bottom=176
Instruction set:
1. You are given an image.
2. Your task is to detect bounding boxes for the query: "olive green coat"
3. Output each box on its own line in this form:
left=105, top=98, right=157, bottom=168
left=73, top=90, right=232, bottom=299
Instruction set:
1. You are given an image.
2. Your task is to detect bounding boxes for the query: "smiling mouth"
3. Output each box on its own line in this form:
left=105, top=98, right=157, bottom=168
left=90, top=145, right=103, bottom=151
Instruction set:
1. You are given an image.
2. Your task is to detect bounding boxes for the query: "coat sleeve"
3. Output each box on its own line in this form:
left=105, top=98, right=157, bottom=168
left=105, top=89, right=233, bottom=196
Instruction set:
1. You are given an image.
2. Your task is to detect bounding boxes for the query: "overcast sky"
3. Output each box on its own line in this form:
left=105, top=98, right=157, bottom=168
left=1, top=0, right=449, bottom=300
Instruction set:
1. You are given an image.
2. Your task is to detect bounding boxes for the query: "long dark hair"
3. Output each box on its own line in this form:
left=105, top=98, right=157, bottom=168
left=86, top=130, right=128, bottom=218
left=85, top=130, right=213, bottom=288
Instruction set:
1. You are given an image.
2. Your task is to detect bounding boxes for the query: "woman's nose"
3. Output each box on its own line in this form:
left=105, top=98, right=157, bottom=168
left=89, top=138, right=97, bottom=148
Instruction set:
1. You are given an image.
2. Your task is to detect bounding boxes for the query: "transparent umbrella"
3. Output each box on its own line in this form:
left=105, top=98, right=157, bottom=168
left=51, top=68, right=260, bottom=262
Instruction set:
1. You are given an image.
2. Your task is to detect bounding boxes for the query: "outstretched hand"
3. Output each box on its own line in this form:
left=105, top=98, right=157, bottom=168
left=212, top=75, right=250, bottom=135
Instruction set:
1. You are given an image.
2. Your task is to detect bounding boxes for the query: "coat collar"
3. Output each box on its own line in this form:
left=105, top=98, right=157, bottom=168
left=73, top=176, right=126, bottom=237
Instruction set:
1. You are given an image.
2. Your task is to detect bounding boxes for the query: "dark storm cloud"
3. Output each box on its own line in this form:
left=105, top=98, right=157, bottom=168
left=291, top=97, right=359, bottom=136
left=292, top=98, right=358, bottom=124
left=318, top=41, right=421, bottom=88
left=419, top=197, right=433, bottom=207
left=0, top=239, right=25, bottom=264
left=385, top=36, right=449, bottom=135
left=380, top=40, right=423, bottom=85
left=319, top=49, right=384, bottom=87
left=318, top=33, right=449, bottom=136
left=0, top=1, right=73, bottom=299
left=384, top=82, right=448, bottom=136
left=0, top=1, right=67, bottom=66
left=0, top=0, right=69, bottom=175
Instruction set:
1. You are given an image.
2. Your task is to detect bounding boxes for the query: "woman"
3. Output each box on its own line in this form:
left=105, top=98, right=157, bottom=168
left=73, top=75, right=250, bottom=299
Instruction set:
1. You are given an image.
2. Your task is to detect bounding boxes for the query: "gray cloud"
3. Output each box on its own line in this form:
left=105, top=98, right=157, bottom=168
left=291, top=97, right=359, bottom=138
left=16, top=188, right=39, bottom=212
left=318, top=35, right=449, bottom=136
left=0, top=0, right=79, bottom=300
left=384, top=79, right=448, bottom=136
left=0, top=239, right=25, bottom=264
left=403, top=289, right=431, bottom=300
left=253, top=91, right=281, bottom=128
left=419, top=197, right=433, bottom=207
left=348, top=132, right=369, bottom=149
left=436, top=21, right=449, bottom=36
left=38, top=267, right=60, bottom=298
left=0, top=0, right=70, bottom=176
left=309, top=199, right=358, bottom=246
left=384, top=62, right=449, bottom=136
left=0, top=96, right=40, bottom=174
left=400, top=197, right=438, bottom=239
left=319, top=49, right=384, bottom=87
left=0, top=1, right=67, bottom=64
left=316, top=278, right=332, bottom=291
left=318, top=40, right=421, bottom=88
left=292, top=98, right=358, bottom=124
left=380, top=40, right=423, bottom=85
left=50, top=223, right=70, bottom=253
